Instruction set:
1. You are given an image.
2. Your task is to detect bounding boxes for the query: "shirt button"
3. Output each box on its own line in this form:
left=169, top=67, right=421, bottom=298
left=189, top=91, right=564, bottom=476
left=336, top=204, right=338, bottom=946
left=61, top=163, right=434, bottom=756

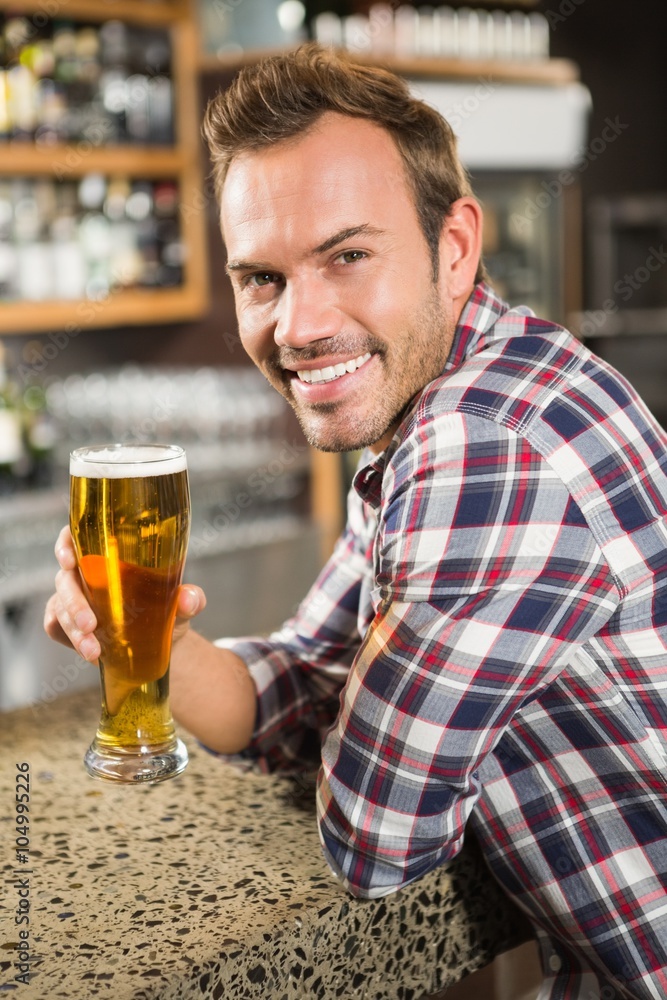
left=549, top=955, right=562, bottom=973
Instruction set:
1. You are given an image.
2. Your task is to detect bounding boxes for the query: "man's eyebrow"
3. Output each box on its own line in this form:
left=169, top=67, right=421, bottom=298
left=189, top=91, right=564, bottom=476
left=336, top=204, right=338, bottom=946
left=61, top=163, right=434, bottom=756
left=225, top=224, right=386, bottom=275
left=311, top=224, right=386, bottom=255
left=225, top=259, right=271, bottom=275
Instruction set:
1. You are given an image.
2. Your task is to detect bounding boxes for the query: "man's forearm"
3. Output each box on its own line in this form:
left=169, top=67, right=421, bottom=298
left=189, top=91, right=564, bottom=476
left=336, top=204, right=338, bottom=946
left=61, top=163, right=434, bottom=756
left=169, top=629, right=257, bottom=754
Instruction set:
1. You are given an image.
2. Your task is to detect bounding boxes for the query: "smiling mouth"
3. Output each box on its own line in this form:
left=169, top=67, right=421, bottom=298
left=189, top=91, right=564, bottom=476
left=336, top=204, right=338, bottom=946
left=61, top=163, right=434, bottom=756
left=296, top=352, right=372, bottom=385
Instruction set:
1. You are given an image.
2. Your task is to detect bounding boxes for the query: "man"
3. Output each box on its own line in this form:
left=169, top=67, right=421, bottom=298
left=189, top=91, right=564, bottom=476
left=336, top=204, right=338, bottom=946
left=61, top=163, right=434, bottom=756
left=45, top=45, right=667, bottom=1000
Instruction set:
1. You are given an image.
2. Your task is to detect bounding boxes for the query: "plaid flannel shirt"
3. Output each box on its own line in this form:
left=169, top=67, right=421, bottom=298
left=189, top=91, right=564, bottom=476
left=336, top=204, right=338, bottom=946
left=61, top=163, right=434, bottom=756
left=222, top=283, right=667, bottom=999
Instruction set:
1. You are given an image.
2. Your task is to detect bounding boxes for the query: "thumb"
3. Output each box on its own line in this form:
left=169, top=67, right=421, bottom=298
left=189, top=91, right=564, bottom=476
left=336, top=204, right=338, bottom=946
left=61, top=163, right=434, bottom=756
left=177, top=584, right=207, bottom=620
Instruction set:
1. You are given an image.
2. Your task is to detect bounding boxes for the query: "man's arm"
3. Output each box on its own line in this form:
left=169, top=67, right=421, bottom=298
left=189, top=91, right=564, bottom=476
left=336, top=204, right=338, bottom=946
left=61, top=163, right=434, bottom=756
left=212, top=486, right=378, bottom=769
left=45, top=476, right=374, bottom=764
left=44, top=527, right=257, bottom=755
left=169, top=629, right=257, bottom=753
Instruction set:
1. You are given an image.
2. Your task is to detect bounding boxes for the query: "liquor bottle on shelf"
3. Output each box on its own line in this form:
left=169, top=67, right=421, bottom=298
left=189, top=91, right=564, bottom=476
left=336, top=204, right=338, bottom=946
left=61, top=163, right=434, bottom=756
left=21, top=381, right=57, bottom=489
left=0, top=341, right=25, bottom=494
left=0, top=180, right=15, bottom=297
left=77, top=172, right=112, bottom=299
left=153, top=180, right=183, bottom=287
left=0, top=14, right=175, bottom=146
left=0, top=174, right=185, bottom=302
left=98, top=19, right=129, bottom=144
left=104, top=175, right=143, bottom=290
left=0, top=17, right=11, bottom=139
left=313, top=5, right=551, bottom=61
left=14, top=178, right=56, bottom=301
left=51, top=183, right=87, bottom=299
left=4, top=16, right=38, bottom=140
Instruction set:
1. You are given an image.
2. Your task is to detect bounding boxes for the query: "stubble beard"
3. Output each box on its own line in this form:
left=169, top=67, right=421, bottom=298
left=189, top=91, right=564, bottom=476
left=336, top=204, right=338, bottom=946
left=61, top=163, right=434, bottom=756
left=267, top=287, right=454, bottom=453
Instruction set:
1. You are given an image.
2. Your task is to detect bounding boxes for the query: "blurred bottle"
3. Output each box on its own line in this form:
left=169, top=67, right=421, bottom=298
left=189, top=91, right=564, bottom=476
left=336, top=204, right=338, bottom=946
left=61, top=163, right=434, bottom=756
left=51, top=182, right=87, bottom=299
left=148, top=73, right=172, bottom=144
left=99, top=20, right=129, bottom=143
left=78, top=172, right=112, bottom=299
left=0, top=16, right=175, bottom=145
left=0, top=173, right=185, bottom=302
left=154, top=180, right=183, bottom=286
left=0, top=181, right=16, bottom=298
left=0, top=17, right=11, bottom=140
left=103, top=175, right=137, bottom=288
left=126, top=179, right=159, bottom=286
left=5, top=16, right=38, bottom=140
left=14, top=179, right=56, bottom=301
left=20, top=381, right=57, bottom=489
left=0, top=341, right=25, bottom=494
left=73, top=25, right=104, bottom=141
left=312, top=12, right=343, bottom=47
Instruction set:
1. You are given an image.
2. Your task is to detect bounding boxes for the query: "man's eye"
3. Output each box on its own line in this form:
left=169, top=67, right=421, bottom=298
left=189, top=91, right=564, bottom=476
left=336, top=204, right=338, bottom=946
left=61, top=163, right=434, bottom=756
left=246, top=272, right=279, bottom=287
left=338, top=250, right=367, bottom=264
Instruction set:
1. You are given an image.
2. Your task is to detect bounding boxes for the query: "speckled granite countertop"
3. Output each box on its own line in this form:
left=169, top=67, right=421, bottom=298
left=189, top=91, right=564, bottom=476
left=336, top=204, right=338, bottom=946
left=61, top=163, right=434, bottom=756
left=0, top=690, right=530, bottom=1000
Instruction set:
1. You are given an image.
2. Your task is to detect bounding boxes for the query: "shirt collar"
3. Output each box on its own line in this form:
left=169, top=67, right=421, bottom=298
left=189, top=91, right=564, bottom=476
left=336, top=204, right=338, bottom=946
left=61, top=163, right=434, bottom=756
left=353, top=282, right=512, bottom=509
left=444, top=280, right=514, bottom=373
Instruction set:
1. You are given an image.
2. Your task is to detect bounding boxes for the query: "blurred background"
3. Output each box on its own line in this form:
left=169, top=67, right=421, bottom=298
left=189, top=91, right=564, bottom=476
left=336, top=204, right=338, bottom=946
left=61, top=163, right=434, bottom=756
left=1, top=0, right=666, bottom=717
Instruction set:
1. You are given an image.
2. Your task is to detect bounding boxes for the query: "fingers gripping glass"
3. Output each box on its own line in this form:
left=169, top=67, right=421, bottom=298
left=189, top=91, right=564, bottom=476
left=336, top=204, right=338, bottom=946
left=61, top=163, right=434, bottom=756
left=69, top=444, right=191, bottom=783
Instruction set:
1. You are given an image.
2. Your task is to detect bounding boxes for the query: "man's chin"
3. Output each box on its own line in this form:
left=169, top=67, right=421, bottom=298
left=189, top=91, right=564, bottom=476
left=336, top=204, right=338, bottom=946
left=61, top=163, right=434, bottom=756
left=296, top=414, right=392, bottom=454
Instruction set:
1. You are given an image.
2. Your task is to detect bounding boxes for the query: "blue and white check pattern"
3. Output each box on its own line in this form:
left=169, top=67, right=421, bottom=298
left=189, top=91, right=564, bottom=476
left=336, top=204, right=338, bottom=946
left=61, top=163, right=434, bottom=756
left=224, top=283, right=667, bottom=999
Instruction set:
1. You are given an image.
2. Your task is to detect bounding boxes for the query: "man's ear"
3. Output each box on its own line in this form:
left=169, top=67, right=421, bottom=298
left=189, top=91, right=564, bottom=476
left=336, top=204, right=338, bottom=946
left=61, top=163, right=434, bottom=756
left=438, top=197, right=484, bottom=302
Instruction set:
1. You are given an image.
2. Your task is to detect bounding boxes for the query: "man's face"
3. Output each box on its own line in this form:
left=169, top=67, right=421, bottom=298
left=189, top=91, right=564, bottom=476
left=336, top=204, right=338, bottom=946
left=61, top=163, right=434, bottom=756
left=221, top=112, right=459, bottom=453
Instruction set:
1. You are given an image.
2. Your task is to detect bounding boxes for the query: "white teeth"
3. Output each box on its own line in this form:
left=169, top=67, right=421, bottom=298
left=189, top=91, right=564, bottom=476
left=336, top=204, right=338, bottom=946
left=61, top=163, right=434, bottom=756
left=297, top=352, right=371, bottom=385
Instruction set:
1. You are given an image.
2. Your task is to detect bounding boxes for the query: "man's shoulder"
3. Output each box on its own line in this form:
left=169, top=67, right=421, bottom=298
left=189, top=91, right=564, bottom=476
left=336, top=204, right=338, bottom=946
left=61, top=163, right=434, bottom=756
left=391, top=308, right=661, bottom=471
left=420, top=313, right=590, bottom=432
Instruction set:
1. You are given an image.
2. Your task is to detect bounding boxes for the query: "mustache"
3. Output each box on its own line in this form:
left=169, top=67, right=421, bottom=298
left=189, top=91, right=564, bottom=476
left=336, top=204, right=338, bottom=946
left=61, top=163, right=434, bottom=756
left=270, top=335, right=385, bottom=371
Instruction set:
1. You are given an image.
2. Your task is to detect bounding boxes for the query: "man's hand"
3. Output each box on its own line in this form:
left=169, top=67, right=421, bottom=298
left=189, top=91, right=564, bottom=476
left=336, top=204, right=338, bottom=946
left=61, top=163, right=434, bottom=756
left=43, top=526, right=207, bottom=663
left=43, top=526, right=256, bottom=755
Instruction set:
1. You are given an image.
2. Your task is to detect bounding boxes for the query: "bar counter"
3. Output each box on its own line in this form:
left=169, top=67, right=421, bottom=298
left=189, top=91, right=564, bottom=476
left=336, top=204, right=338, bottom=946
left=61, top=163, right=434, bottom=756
left=0, top=689, right=530, bottom=999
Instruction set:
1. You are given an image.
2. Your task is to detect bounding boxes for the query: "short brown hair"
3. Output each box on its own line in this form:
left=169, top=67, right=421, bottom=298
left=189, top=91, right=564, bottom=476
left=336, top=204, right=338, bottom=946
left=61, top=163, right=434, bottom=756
left=203, top=43, right=485, bottom=282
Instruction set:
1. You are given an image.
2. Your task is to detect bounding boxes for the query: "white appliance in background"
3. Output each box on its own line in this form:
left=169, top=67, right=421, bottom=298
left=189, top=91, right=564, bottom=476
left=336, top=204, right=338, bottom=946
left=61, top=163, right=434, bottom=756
left=409, top=79, right=591, bottom=173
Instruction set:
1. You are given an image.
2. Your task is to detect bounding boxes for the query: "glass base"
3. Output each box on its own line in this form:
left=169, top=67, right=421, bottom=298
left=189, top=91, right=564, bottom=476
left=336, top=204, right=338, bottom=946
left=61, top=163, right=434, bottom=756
left=84, top=737, right=188, bottom=784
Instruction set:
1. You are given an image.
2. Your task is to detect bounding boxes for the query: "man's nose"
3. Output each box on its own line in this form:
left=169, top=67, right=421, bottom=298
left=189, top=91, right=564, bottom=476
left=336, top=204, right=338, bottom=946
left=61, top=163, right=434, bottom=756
left=273, top=277, right=343, bottom=349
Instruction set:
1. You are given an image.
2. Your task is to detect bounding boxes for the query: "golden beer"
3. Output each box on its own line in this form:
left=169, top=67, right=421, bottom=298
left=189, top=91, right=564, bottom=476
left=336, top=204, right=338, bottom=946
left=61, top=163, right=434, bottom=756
left=70, top=444, right=190, bottom=782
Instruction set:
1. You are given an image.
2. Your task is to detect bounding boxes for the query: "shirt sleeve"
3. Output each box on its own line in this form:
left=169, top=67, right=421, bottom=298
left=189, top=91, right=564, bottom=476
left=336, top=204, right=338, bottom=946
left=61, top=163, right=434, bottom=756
left=218, top=480, right=376, bottom=771
left=316, top=412, right=620, bottom=898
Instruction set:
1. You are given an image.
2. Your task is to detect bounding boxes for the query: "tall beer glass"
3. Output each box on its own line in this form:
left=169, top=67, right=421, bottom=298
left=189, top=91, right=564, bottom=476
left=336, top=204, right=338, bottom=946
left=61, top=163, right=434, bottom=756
left=70, top=444, right=190, bottom=783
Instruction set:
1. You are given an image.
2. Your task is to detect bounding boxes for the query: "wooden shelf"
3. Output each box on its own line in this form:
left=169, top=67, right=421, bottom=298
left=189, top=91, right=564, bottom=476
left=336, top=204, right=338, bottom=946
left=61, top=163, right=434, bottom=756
left=0, top=0, right=188, bottom=25
left=0, top=285, right=208, bottom=335
left=0, top=144, right=186, bottom=178
left=0, top=0, right=209, bottom=336
left=199, top=49, right=579, bottom=87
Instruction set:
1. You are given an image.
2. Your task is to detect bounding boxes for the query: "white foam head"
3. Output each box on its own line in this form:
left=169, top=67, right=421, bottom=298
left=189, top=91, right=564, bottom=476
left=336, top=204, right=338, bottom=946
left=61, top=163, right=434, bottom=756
left=70, top=444, right=187, bottom=478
